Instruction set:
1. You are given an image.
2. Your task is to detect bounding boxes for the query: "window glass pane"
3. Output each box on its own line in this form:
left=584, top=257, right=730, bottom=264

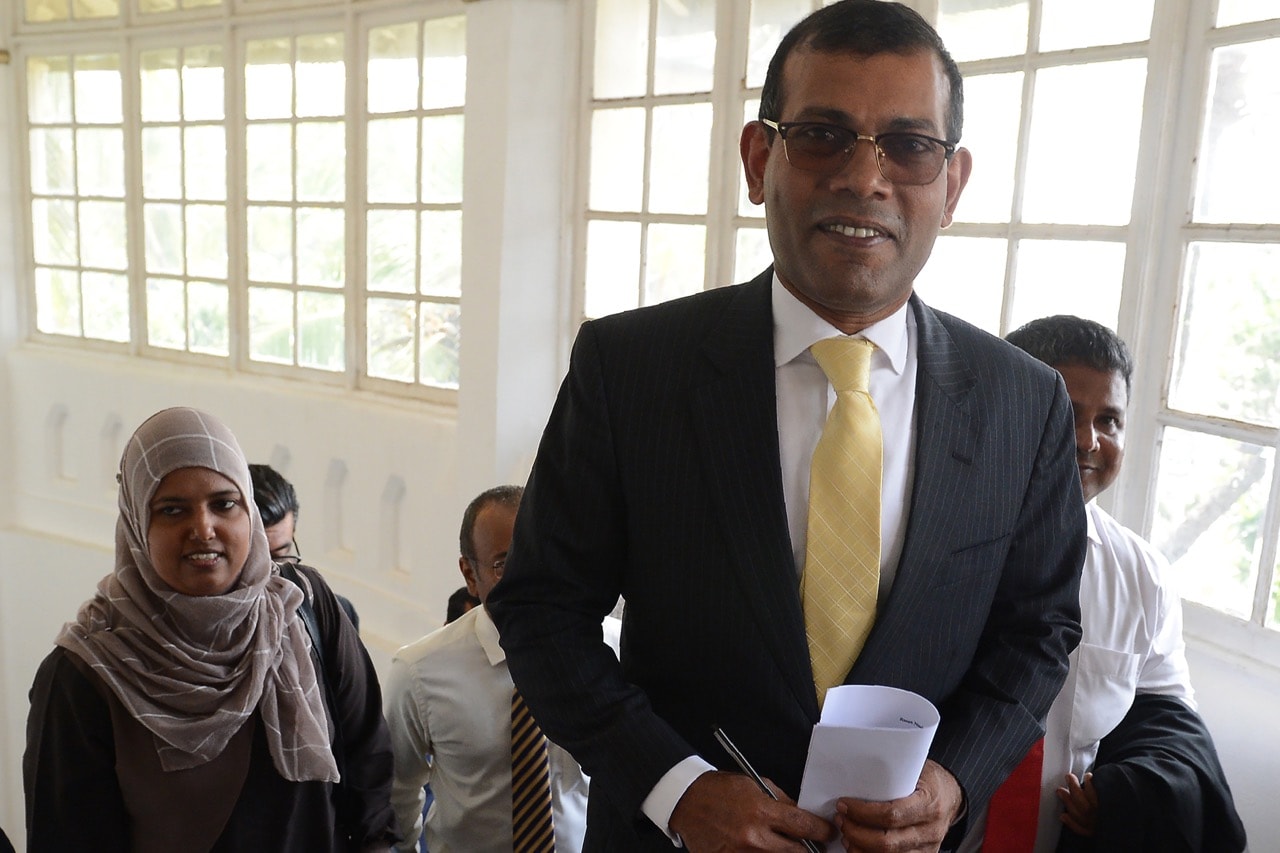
left=296, top=207, right=345, bottom=287
left=957, top=72, right=1022, bottom=224
left=79, top=200, right=128, bottom=269
left=33, top=199, right=79, bottom=265
left=245, top=39, right=293, bottom=121
left=140, top=49, right=180, bottom=122
left=1152, top=428, right=1274, bottom=620
left=144, top=203, right=183, bottom=274
left=595, top=0, right=649, bottom=99
left=35, top=267, right=81, bottom=335
left=739, top=100, right=763, bottom=218
left=249, top=287, right=294, bottom=363
left=187, top=281, right=229, bottom=356
left=1009, top=239, right=1124, bottom=330
left=297, top=291, right=344, bottom=371
left=73, top=0, right=118, bottom=18
left=1194, top=39, right=1280, bottom=224
left=184, top=126, right=226, bottom=201
left=248, top=206, right=294, bottom=282
left=296, top=122, right=345, bottom=202
left=748, top=0, right=810, bottom=89
left=75, top=128, right=125, bottom=197
left=183, top=46, right=224, bottom=122
left=142, top=127, right=181, bottom=199
left=589, top=108, right=646, bottom=213
left=246, top=123, right=293, bottom=201
left=369, top=23, right=420, bottom=114
left=420, top=302, right=460, bottom=388
left=585, top=220, right=641, bottom=319
left=186, top=203, right=227, bottom=279
left=1216, top=1, right=1278, bottom=27
left=368, top=209, right=417, bottom=293
left=421, top=115, right=464, bottom=204
left=140, top=0, right=177, bottom=14
left=367, top=297, right=415, bottom=382
left=30, top=128, right=75, bottom=194
left=81, top=271, right=129, bottom=341
left=296, top=34, right=344, bottom=118
left=74, top=55, right=122, bottom=124
left=1023, top=60, right=1146, bottom=226
left=421, top=210, right=462, bottom=297
left=368, top=118, right=418, bottom=204
left=649, top=103, right=711, bottom=215
left=26, top=0, right=71, bottom=24
left=28, top=56, right=73, bottom=123
left=1039, top=0, right=1152, bottom=52
left=915, top=236, right=1006, bottom=335
left=937, top=0, right=1028, bottom=62
left=1169, top=242, right=1280, bottom=428
left=147, top=277, right=186, bottom=349
left=654, top=0, right=714, bottom=95
left=645, top=223, right=705, bottom=304
left=734, top=226, right=771, bottom=283
left=423, top=16, right=467, bottom=110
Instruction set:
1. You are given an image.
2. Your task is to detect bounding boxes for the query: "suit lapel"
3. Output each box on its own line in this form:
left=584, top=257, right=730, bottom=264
left=854, top=296, right=981, bottom=677
left=688, top=271, right=820, bottom=719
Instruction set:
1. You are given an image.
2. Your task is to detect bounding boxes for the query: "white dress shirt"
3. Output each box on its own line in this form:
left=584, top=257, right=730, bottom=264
left=641, top=276, right=920, bottom=840
left=385, top=606, right=622, bottom=853
left=958, top=501, right=1195, bottom=852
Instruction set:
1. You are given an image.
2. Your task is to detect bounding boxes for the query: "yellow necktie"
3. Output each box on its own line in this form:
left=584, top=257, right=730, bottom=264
left=511, top=689, right=555, bottom=852
left=803, top=337, right=882, bottom=706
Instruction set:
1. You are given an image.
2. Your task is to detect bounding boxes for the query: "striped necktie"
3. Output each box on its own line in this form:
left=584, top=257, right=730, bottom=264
left=511, top=688, right=555, bottom=852
left=803, top=336, right=882, bottom=706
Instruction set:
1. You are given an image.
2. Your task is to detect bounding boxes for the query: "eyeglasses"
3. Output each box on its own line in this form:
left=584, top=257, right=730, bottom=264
left=761, top=119, right=956, bottom=186
left=468, top=556, right=506, bottom=575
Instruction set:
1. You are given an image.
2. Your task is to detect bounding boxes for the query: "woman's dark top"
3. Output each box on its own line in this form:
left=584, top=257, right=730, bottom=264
left=24, top=565, right=399, bottom=852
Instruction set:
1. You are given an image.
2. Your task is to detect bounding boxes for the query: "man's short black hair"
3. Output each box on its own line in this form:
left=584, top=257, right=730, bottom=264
left=1006, top=315, right=1135, bottom=396
left=249, top=463, right=300, bottom=527
left=445, top=586, right=481, bottom=624
left=459, top=485, right=524, bottom=563
left=758, top=0, right=964, bottom=145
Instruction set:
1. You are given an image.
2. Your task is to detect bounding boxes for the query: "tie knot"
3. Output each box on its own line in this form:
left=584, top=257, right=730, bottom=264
left=811, top=337, right=875, bottom=394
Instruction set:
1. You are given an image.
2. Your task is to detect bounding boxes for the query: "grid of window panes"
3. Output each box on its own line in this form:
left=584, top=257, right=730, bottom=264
left=17, top=3, right=465, bottom=397
left=1150, top=10, right=1280, bottom=631
left=364, top=16, right=466, bottom=390
left=27, top=52, right=131, bottom=343
left=243, top=32, right=348, bottom=373
left=140, top=44, right=230, bottom=358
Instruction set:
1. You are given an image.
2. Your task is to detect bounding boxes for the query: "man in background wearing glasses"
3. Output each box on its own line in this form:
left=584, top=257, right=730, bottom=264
left=489, top=1, right=1085, bottom=850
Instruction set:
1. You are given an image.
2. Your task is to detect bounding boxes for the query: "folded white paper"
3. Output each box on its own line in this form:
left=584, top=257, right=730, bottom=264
left=797, top=684, right=940, bottom=851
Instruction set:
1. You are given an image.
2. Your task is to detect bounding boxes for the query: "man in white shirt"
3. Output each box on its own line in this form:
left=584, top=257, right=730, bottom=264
left=966, top=315, right=1245, bottom=851
left=384, top=485, right=620, bottom=853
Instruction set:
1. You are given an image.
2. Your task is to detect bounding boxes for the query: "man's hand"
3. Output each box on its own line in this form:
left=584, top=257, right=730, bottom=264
left=1056, top=771, right=1099, bottom=837
left=669, top=770, right=835, bottom=852
left=834, top=759, right=963, bottom=852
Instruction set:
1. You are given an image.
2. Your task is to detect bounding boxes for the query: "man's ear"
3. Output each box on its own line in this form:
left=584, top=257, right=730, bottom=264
left=741, top=121, right=771, bottom=206
left=459, top=556, right=480, bottom=599
left=940, top=146, right=973, bottom=229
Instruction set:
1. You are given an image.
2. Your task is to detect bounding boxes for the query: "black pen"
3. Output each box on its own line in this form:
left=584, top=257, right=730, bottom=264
left=712, top=727, right=824, bottom=853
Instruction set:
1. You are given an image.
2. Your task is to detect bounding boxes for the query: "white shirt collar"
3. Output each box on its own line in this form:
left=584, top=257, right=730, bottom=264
left=473, top=605, right=506, bottom=667
left=771, top=273, right=910, bottom=374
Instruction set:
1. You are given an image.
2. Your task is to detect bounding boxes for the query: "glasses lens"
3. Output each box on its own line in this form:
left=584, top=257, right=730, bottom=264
left=783, top=123, right=854, bottom=172
left=876, top=133, right=946, bottom=185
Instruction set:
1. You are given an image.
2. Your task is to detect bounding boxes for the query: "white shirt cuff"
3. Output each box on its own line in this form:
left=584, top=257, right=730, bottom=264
left=641, top=756, right=717, bottom=846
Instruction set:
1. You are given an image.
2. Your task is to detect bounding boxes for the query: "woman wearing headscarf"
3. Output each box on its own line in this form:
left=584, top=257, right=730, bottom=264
left=23, top=407, right=400, bottom=852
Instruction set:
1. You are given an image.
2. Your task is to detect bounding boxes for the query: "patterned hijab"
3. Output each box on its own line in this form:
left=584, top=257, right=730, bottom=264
left=56, top=407, right=338, bottom=782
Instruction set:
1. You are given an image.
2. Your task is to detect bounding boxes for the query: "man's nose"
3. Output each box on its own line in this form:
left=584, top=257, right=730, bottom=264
left=830, top=136, right=891, bottom=196
left=1076, top=424, right=1098, bottom=452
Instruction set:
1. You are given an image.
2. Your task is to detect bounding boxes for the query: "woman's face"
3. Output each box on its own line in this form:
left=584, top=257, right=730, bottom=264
left=147, top=466, right=253, bottom=596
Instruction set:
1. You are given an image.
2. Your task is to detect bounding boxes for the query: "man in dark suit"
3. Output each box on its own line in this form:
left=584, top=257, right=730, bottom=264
left=487, top=2, right=1086, bottom=851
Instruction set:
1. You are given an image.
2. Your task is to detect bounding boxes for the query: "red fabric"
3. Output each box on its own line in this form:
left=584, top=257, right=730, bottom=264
left=983, top=738, right=1045, bottom=852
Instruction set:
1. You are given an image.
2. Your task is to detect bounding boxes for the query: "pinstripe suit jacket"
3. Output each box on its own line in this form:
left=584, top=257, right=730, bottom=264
left=488, top=269, right=1085, bottom=851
